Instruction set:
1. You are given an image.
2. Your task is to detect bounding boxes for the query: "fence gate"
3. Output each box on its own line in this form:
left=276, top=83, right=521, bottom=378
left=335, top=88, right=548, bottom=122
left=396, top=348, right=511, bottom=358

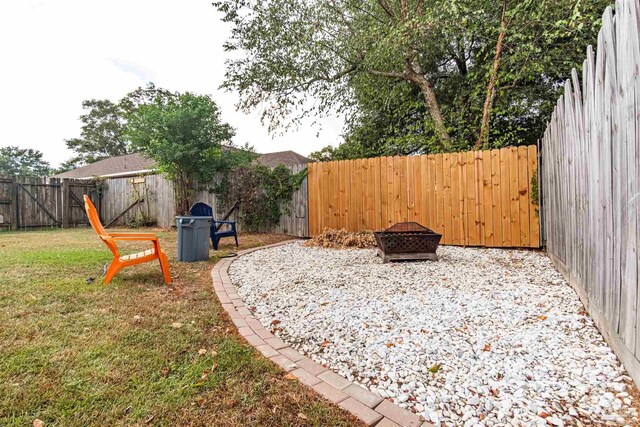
left=0, top=176, right=13, bottom=230
left=0, top=176, right=98, bottom=231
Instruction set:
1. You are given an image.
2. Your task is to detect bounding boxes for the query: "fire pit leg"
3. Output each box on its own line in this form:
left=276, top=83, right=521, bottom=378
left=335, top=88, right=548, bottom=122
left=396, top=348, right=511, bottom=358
left=377, top=249, right=390, bottom=264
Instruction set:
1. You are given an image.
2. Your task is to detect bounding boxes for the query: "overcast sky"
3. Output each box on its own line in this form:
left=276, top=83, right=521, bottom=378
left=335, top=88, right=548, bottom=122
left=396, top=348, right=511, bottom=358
left=0, top=0, right=344, bottom=167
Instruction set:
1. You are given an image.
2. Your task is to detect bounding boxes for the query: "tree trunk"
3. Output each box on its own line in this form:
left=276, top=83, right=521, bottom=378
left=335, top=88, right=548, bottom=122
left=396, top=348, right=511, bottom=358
left=413, top=75, right=451, bottom=149
left=476, top=0, right=508, bottom=149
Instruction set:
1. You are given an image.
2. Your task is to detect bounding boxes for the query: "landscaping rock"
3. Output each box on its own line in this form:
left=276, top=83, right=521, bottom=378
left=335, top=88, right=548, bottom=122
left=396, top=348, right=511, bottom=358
left=229, top=242, right=638, bottom=426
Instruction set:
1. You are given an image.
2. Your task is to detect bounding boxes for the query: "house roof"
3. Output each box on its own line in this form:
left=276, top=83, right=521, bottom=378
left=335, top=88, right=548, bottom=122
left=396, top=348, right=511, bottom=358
left=53, top=149, right=310, bottom=179
left=255, top=150, right=310, bottom=168
left=53, top=153, right=156, bottom=179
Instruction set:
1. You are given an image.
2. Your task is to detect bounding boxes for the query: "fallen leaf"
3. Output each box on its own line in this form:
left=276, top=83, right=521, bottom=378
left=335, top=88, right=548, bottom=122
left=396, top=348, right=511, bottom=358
left=171, top=322, right=182, bottom=329
left=284, top=373, right=297, bottom=380
left=211, top=350, right=218, bottom=357
left=320, top=340, right=331, bottom=347
left=483, top=344, right=492, bottom=352
left=198, top=348, right=207, bottom=356
left=490, top=388, right=499, bottom=397
left=320, top=301, right=330, bottom=306
left=539, top=411, right=549, bottom=419
left=33, top=420, right=45, bottom=427
left=133, top=315, right=142, bottom=322
left=385, top=343, right=395, bottom=348
left=537, top=315, right=548, bottom=321
left=271, top=319, right=281, bottom=326
left=297, top=413, right=308, bottom=420
left=429, top=363, right=441, bottom=373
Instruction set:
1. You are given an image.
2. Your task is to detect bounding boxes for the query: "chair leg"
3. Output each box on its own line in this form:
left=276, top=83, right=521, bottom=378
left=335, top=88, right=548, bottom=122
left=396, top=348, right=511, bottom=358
left=234, top=234, right=238, bottom=247
left=213, top=236, right=219, bottom=250
left=103, top=260, right=124, bottom=285
left=158, top=251, right=172, bottom=284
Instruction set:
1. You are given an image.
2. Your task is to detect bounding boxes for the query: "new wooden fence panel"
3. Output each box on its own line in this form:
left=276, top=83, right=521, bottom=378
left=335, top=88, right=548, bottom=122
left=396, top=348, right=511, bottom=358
left=307, top=146, right=539, bottom=248
left=442, top=153, right=452, bottom=244
left=541, top=0, right=640, bottom=386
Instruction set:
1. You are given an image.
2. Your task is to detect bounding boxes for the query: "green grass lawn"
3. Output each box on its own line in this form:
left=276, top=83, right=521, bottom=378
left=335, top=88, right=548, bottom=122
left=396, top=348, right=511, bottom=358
left=0, top=228, right=360, bottom=427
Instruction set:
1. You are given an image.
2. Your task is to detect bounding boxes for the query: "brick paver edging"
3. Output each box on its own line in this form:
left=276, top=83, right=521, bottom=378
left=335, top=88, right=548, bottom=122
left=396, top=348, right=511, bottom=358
left=211, top=240, right=434, bottom=427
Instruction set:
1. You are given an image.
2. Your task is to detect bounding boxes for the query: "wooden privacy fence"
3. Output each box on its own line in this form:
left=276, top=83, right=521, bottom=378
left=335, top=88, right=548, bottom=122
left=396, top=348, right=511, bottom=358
left=541, top=0, right=640, bottom=385
left=0, top=176, right=96, bottom=230
left=308, top=146, right=540, bottom=248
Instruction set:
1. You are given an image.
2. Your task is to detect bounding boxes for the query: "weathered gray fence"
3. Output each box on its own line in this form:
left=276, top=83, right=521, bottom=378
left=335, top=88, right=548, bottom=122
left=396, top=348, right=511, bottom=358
left=0, top=176, right=96, bottom=230
left=541, top=0, right=640, bottom=385
left=99, top=164, right=309, bottom=237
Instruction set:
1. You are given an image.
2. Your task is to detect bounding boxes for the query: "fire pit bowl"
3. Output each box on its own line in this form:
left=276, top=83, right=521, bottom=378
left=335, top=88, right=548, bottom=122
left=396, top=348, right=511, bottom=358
left=374, top=222, right=442, bottom=263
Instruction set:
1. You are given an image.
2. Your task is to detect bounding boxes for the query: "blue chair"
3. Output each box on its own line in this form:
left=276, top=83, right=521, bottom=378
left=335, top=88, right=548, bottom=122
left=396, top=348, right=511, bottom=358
left=190, top=202, right=238, bottom=250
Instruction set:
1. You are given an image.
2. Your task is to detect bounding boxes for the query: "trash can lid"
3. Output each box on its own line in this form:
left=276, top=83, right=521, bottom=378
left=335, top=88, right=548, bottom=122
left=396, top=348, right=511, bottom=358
left=175, top=215, right=213, bottom=219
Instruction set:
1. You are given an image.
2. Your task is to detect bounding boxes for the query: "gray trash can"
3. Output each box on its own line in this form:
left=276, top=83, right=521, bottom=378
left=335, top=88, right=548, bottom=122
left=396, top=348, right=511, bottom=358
left=176, top=216, right=212, bottom=262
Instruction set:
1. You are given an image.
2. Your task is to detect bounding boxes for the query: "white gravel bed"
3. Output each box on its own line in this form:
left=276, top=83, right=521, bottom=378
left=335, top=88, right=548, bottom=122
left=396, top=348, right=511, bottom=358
left=229, top=242, right=639, bottom=426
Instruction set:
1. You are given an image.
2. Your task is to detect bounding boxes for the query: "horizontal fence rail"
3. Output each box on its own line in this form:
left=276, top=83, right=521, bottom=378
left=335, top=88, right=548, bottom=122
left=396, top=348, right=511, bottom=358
left=541, top=0, right=640, bottom=386
left=308, top=146, right=540, bottom=248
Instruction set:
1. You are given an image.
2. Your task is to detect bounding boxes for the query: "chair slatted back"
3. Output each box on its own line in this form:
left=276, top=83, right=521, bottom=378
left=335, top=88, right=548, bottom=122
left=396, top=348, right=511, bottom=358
left=83, top=195, right=119, bottom=257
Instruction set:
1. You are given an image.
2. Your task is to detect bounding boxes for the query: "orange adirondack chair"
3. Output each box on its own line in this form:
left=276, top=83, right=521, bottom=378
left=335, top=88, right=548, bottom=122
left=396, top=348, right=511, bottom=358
left=83, top=195, right=172, bottom=284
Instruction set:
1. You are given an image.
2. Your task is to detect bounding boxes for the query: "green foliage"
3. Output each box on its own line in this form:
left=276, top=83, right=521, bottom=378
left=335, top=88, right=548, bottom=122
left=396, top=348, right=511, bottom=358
left=215, top=0, right=609, bottom=159
left=0, top=146, right=50, bottom=176
left=530, top=168, right=539, bottom=217
left=64, top=83, right=175, bottom=166
left=126, top=92, right=243, bottom=215
left=214, top=165, right=306, bottom=231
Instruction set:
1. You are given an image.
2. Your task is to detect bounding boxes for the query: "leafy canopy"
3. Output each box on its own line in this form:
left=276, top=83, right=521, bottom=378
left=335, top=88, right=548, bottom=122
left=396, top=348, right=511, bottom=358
left=215, top=0, right=609, bottom=158
left=0, top=146, right=50, bottom=176
left=126, top=91, right=249, bottom=214
left=64, top=84, right=175, bottom=166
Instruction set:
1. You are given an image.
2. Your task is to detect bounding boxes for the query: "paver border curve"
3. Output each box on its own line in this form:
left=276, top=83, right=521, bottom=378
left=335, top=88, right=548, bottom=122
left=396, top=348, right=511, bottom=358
left=211, top=240, right=434, bottom=427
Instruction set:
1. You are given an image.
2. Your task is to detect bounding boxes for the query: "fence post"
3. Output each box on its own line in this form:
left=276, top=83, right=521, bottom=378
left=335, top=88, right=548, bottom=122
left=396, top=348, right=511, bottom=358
left=62, top=179, right=70, bottom=228
left=10, top=176, right=18, bottom=231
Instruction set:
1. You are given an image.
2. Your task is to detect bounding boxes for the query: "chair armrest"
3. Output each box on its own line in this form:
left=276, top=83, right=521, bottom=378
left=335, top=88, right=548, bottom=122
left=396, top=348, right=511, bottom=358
left=214, top=220, right=235, bottom=225
left=103, top=235, right=158, bottom=242
left=108, top=232, right=158, bottom=238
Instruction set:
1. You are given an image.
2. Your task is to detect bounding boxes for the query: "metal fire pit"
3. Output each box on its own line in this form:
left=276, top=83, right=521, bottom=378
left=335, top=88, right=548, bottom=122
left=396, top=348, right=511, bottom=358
left=374, top=222, right=442, bottom=263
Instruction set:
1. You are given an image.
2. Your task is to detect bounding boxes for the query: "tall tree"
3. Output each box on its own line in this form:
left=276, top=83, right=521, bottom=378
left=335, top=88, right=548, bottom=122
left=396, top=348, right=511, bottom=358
left=214, top=0, right=456, bottom=148
left=65, top=99, right=129, bottom=164
left=0, top=146, right=50, bottom=176
left=126, top=92, right=244, bottom=214
left=215, top=0, right=608, bottom=156
left=64, top=83, right=175, bottom=165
